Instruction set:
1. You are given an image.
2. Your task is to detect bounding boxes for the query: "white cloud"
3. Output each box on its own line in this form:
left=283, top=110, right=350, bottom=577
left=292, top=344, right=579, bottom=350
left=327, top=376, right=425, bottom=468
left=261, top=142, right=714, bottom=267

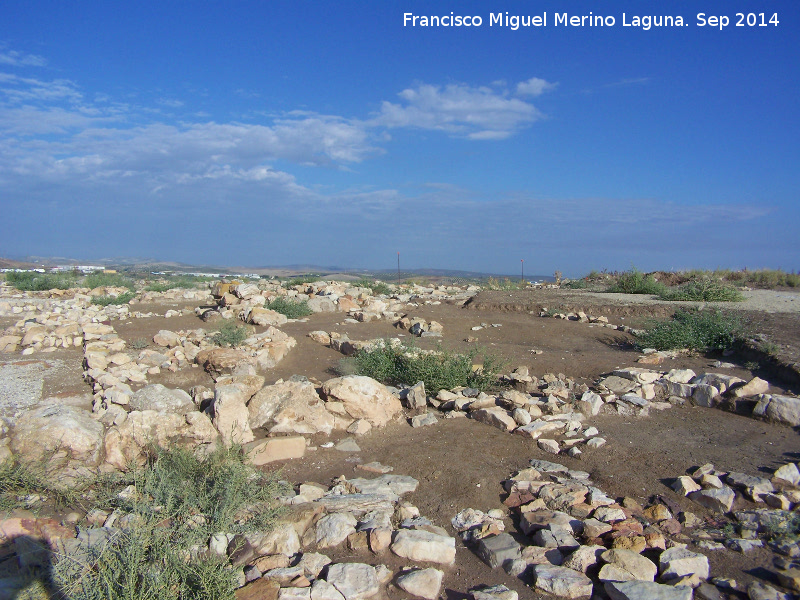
left=0, top=49, right=47, bottom=67
left=157, top=98, right=185, bottom=108
left=515, top=77, right=557, bottom=97
left=373, top=82, right=543, bottom=139
left=0, top=73, right=83, bottom=103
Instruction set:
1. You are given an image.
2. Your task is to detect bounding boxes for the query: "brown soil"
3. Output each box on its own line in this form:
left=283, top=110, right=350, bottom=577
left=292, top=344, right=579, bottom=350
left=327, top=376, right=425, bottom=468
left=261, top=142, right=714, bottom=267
left=4, top=288, right=800, bottom=597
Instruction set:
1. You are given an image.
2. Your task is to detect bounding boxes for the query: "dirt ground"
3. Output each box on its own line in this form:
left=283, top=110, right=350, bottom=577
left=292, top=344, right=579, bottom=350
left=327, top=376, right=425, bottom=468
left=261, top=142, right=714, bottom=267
left=3, top=287, right=800, bottom=598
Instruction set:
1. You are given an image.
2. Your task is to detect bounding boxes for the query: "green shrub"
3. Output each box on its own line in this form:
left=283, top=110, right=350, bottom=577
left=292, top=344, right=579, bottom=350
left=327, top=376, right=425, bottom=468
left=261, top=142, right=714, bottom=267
left=608, top=268, right=667, bottom=295
left=212, top=319, right=249, bottom=347
left=53, top=445, right=288, bottom=600
left=145, top=275, right=206, bottom=292
left=636, top=309, right=745, bottom=352
left=562, top=279, right=588, bottom=289
left=265, top=297, right=313, bottom=319
left=659, top=278, right=744, bottom=302
left=84, top=272, right=134, bottom=290
left=91, top=291, right=135, bottom=306
left=284, top=275, right=321, bottom=287
left=347, top=341, right=506, bottom=392
left=131, top=338, right=149, bottom=350
left=354, top=278, right=393, bottom=296
left=484, top=277, right=525, bottom=291
left=0, top=458, right=80, bottom=512
left=5, top=271, right=79, bottom=291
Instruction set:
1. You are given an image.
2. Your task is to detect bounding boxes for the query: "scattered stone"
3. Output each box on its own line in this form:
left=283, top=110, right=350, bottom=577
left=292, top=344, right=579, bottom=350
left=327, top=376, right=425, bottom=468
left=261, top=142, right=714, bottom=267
left=395, top=568, right=443, bottom=600
left=605, top=580, right=693, bottom=600
left=476, top=533, right=521, bottom=569
left=325, top=563, right=380, bottom=600
left=391, top=529, right=456, bottom=565
left=531, top=564, right=593, bottom=598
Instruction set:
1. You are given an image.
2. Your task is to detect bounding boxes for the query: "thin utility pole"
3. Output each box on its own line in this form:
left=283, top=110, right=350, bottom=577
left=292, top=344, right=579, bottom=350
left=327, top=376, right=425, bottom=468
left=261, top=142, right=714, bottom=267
left=397, top=252, right=400, bottom=283
left=521, top=259, right=524, bottom=284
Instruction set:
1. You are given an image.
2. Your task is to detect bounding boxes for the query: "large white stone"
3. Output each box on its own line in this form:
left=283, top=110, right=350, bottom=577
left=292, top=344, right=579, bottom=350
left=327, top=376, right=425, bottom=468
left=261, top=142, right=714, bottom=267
left=129, top=384, right=194, bottom=414
left=322, top=376, right=402, bottom=427
left=325, top=563, right=380, bottom=600
left=249, top=379, right=335, bottom=435
left=391, top=529, right=456, bottom=565
left=395, top=568, right=444, bottom=600
left=12, top=404, right=104, bottom=465
left=532, top=564, right=593, bottom=599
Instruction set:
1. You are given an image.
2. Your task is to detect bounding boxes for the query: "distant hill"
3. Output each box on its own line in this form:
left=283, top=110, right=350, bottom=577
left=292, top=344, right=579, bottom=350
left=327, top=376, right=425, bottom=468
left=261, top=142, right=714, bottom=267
left=3, top=256, right=553, bottom=282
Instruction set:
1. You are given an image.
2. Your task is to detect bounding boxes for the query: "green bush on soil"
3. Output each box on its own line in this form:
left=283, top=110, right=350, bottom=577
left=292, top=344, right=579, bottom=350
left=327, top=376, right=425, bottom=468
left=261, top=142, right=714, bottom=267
left=346, top=341, right=506, bottom=392
left=607, top=268, right=667, bottom=295
left=145, top=275, right=207, bottom=292
left=0, top=458, right=81, bottom=512
left=5, top=271, right=79, bottom=291
left=658, top=278, right=744, bottom=302
left=52, top=445, right=288, bottom=600
left=83, top=272, right=135, bottom=290
left=265, top=296, right=313, bottom=319
left=354, top=278, right=393, bottom=296
left=91, top=291, right=135, bottom=306
left=636, top=309, right=745, bottom=352
left=211, top=319, right=249, bottom=347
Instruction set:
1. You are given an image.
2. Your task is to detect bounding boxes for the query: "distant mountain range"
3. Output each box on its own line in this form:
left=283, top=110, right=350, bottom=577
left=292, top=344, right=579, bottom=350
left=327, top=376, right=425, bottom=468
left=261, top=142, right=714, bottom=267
left=2, top=256, right=554, bottom=282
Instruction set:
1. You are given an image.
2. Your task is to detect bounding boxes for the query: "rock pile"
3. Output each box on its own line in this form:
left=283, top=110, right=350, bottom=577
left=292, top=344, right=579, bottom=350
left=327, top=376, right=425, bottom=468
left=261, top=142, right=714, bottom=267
left=455, top=459, right=715, bottom=598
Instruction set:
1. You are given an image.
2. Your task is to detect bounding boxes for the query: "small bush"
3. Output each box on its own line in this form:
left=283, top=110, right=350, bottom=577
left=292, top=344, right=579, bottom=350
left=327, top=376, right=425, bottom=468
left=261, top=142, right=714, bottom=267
left=636, top=309, right=745, bottom=352
left=145, top=275, right=206, bottom=292
left=485, top=277, right=525, bottom=291
left=354, top=278, right=393, bottom=296
left=84, top=272, right=134, bottom=290
left=561, top=279, right=588, bottom=289
left=131, top=338, right=149, bottom=350
left=659, top=278, right=744, bottom=302
left=347, top=341, right=506, bottom=392
left=5, top=271, right=79, bottom=291
left=284, top=275, right=321, bottom=287
left=0, top=458, right=80, bottom=512
left=212, top=319, right=249, bottom=347
left=91, top=291, right=135, bottom=306
left=265, top=297, right=313, bottom=319
left=53, top=445, right=288, bottom=600
left=608, top=268, right=667, bottom=295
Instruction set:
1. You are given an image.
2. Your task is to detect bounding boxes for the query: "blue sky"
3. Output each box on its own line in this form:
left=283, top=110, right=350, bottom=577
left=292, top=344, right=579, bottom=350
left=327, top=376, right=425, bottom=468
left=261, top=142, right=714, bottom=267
left=1, top=1, right=798, bottom=276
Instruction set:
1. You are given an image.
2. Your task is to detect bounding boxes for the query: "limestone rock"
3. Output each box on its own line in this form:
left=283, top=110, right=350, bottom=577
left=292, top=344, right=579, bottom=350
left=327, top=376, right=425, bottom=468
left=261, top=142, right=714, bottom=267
left=129, top=384, right=195, bottom=414
left=476, top=533, right=521, bottom=569
left=213, top=384, right=255, bottom=446
left=774, top=463, right=800, bottom=486
left=531, top=564, right=594, bottom=598
left=688, top=487, right=736, bottom=513
left=605, top=580, right=693, bottom=600
left=562, top=545, right=605, bottom=573
left=245, top=437, right=306, bottom=465
left=310, top=580, right=344, bottom=600
left=325, top=563, right=379, bottom=600
left=103, top=410, right=189, bottom=470
left=249, top=379, right=335, bottom=435
left=470, top=408, right=517, bottom=432
left=470, top=585, right=518, bottom=600
left=316, top=513, right=357, bottom=549
left=391, top=529, right=456, bottom=565
left=196, top=347, right=257, bottom=375
left=753, top=395, right=800, bottom=427
left=12, top=404, right=104, bottom=465
left=732, top=377, right=769, bottom=397
left=322, top=376, right=402, bottom=427
left=395, top=568, right=444, bottom=600
left=659, top=546, right=709, bottom=581
left=249, top=307, right=289, bottom=327
left=599, top=548, right=657, bottom=582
